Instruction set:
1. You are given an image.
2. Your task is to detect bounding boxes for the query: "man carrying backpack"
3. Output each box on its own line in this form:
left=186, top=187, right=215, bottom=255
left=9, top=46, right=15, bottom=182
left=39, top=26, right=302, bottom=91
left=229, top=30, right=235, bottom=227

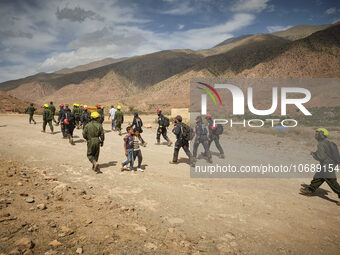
left=24, top=103, right=36, bottom=124
left=193, top=115, right=212, bottom=163
left=130, top=112, right=147, bottom=146
left=206, top=114, right=225, bottom=159
left=62, top=105, right=76, bottom=145
left=300, top=128, right=340, bottom=205
left=156, top=109, right=172, bottom=146
left=170, top=115, right=194, bottom=166
left=58, top=104, right=67, bottom=138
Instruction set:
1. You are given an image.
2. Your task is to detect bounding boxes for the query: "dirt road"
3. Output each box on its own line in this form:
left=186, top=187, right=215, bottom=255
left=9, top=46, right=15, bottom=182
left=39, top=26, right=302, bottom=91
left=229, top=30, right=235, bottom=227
left=0, top=114, right=339, bottom=254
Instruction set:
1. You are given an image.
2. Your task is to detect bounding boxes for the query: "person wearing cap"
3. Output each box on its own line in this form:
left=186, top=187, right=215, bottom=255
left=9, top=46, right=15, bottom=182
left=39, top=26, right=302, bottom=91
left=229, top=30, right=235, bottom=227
left=114, top=106, right=124, bottom=135
left=156, top=109, right=172, bottom=146
left=300, top=128, right=340, bottom=205
left=83, top=111, right=105, bottom=173
left=42, top=104, right=54, bottom=134
left=108, top=105, right=117, bottom=131
left=205, top=114, right=224, bottom=159
left=170, top=115, right=194, bottom=166
left=24, top=103, right=36, bottom=124
left=96, top=104, right=104, bottom=124
left=48, top=101, right=57, bottom=125
left=193, top=115, right=212, bottom=163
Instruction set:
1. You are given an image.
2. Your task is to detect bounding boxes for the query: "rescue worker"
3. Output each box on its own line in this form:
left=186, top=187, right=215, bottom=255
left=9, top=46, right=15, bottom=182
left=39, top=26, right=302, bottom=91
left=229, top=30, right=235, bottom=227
left=83, top=112, right=105, bottom=173
left=72, top=103, right=82, bottom=129
left=300, top=128, right=340, bottom=205
left=42, top=104, right=54, bottom=134
left=96, top=104, right=104, bottom=124
left=58, top=104, right=67, bottom=138
left=130, top=112, right=146, bottom=146
left=170, top=115, right=194, bottom=166
left=156, top=109, right=172, bottom=146
left=61, top=105, right=75, bottom=145
left=206, top=114, right=225, bottom=158
left=49, top=101, right=57, bottom=125
left=193, top=116, right=212, bottom=163
left=24, top=103, right=36, bottom=124
left=114, top=106, right=124, bottom=136
left=81, top=107, right=91, bottom=128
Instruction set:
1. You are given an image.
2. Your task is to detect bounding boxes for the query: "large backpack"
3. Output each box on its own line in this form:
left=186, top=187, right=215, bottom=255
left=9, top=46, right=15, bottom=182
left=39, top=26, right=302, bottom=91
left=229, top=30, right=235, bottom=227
left=181, top=123, right=194, bottom=141
left=215, top=124, right=224, bottom=135
left=327, top=141, right=340, bottom=164
left=163, top=116, right=170, bottom=128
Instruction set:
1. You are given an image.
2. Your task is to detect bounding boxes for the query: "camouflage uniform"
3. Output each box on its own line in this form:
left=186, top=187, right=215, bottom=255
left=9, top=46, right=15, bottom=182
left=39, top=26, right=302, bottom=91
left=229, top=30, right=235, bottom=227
left=73, top=106, right=82, bottom=128
left=49, top=104, right=57, bottom=124
left=97, top=107, right=104, bottom=124
left=114, top=110, right=124, bottom=135
left=42, top=108, right=54, bottom=133
left=25, top=105, right=36, bottom=124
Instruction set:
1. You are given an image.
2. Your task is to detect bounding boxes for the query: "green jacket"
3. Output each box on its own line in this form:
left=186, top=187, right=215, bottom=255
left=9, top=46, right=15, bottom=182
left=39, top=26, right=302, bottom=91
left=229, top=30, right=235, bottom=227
left=83, top=120, right=105, bottom=142
left=43, top=108, right=53, bottom=121
left=312, top=138, right=335, bottom=167
left=49, top=105, right=56, bottom=114
left=25, top=106, right=36, bottom=115
left=114, top=110, right=124, bottom=123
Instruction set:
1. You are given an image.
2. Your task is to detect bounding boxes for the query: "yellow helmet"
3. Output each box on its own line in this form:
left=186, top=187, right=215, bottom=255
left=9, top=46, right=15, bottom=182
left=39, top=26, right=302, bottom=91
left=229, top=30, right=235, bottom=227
left=74, top=103, right=79, bottom=107
left=91, top=112, right=100, bottom=119
left=44, top=104, right=49, bottom=108
left=117, top=105, right=121, bottom=110
left=84, top=105, right=87, bottom=108
left=316, top=128, right=329, bottom=137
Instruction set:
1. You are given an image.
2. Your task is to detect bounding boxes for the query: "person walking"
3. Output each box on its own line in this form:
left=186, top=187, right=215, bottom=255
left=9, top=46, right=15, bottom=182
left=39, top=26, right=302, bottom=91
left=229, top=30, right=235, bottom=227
left=108, top=105, right=117, bottom=131
left=42, top=104, right=54, bottom=134
left=114, top=106, right=124, bottom=136
left=156, top=109, right=172, bottom=146
left=24, top=103, right=36, bottom=124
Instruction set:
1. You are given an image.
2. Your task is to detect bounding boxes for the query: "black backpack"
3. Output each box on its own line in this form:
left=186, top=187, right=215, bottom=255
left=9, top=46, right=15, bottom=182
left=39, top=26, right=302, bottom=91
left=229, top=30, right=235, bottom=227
left=181, top=123, right=194, bottom=141
left=327, top=141, right=340, bottom=164
left=215, top=124, right=224, bottom=135
left=163, top=116, right=170, bottom=127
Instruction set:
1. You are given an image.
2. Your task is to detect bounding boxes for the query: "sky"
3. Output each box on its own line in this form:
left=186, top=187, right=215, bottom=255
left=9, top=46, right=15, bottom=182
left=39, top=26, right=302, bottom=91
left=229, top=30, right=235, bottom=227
left=0, top=0, right=339, bottom=82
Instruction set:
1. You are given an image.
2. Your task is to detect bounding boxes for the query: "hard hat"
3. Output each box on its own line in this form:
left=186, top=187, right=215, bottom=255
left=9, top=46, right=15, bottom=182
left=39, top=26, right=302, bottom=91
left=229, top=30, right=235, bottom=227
left=91, top=112, right=100, bottom=119
left=316, top=128, right=329, bottom=137
left=84, top=105, right=87, bottom=108
left=117, top=106, right=121, bottom=110
left=63, top=119, right=69, bottom=125
left=157, top=109, right=162, bottom=114
left=74, top=103, right=79, bottom=107
left=44, top=104, right=49, bottom=108
left=83, top=107, right=87, bottom=111
left=96, top=104, right=100, bottom=108
left=206, top=114, right=212, bottom=119
left=59, top=104, right=64, bottom=107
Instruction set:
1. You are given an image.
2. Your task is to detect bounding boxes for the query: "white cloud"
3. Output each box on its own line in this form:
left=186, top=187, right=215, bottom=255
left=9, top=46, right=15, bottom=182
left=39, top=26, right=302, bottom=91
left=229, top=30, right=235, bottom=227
left=178, top=24, right=185, bottom=30
left=231, top=0, right=270, bottom=13
left=325, top=7, right=336, bottom=15
left=266, top=25, right=293, bottom=33
left=161, top=2, right=195, bottom=15
left=333, top=18, right=340, bottom=24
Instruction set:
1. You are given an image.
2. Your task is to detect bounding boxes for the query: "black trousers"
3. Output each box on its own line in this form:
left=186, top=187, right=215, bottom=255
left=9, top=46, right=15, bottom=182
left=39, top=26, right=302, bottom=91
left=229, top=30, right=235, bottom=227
left=133, top=150, right=143, bottom=168
left=157, top=127, right=169, bottom=141
left=208, top=135, right=224, bottom=154
left=173, top=139, right=192, bottom=162
left=193, top=138, right=211, bottom=159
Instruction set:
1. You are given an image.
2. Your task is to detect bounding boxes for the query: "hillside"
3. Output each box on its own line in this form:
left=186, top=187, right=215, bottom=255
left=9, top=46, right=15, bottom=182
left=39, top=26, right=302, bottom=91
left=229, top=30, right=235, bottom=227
left=272, top=24, right=332, bottom=41
left=0, top=91, right=32, bottom=113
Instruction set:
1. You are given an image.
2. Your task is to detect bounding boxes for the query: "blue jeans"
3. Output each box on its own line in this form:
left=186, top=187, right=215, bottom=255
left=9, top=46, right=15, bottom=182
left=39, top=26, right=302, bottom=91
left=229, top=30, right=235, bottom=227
left=123, top=149, right=134, bottom=170
left=111, top=119, right=116, bottom=129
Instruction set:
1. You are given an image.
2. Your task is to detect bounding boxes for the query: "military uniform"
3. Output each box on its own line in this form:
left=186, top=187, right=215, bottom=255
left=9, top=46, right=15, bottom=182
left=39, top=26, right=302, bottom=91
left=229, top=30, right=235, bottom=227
left=73, top=106, right=82, bottom=128
left=25, top=105, right=36, bottom=124
left=83, top=119, right=105, bottom=171
left=97, top=107, right=104, bottom=124
left=58, top=106, right=66, bottom=138
left=114, top=110, right=124, bottom=135
left=49, top=104, right=57, bottom=124
left=42, top=108, right=54, bottom=133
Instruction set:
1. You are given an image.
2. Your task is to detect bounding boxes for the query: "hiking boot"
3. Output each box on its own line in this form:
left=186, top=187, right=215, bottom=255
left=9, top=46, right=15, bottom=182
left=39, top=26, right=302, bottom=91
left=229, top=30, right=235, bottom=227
left=137, top=168, right=144, bottom=172
left=41, top=130, right=45, bottom=133
left=92, top=160, right=97, bottom=171
left=207, top=158, right=213, bottom=164
left=155, top=141, right=160, bottom=145
left=94, top=164, right=101, bottom=173
left=300, top=187, right=313, bottom=196
left=119, top=131, right=122, bottom=136
left=219, top=154, right=225, bottom=159
left=169, top=160, right=178, bottom=164
left=69, top=138, right=75, bottom=145
left=167, top=140, right=173, bottom=147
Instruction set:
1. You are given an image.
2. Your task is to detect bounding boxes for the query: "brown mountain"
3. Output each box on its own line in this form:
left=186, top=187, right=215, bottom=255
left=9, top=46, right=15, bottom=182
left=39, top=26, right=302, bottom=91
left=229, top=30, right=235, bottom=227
left=272, top=24, right=332, bottom=41
left=0, top=91, right=33, bottom=113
